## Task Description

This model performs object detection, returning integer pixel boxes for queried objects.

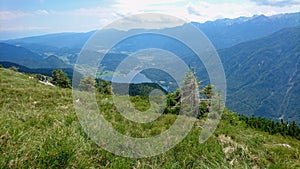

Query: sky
[0,0,300,39]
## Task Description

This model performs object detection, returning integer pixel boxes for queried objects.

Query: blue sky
[0,0,299,39]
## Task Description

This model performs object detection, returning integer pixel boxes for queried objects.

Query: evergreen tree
[79,76,96,92]
[96,80,112,95]
[164,89,181,115]
[201,84,214,99]
[237,113,300,140]
[51,69,71,88]
[180,69,199,117]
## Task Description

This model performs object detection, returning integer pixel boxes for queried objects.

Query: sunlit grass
[0,68,299,168]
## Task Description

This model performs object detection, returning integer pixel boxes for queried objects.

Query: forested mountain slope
[219,27,300,123]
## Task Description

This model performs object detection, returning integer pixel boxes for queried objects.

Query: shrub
[9,66,19,72]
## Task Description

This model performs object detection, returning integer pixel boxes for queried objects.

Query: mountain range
[0,12,299,124]
[193,12,300,49]
[0,43,70,69]
[219,27,300,123]
[4,12,300,52]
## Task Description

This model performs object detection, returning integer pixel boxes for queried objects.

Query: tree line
[237,114,300,140]
[33,69,300,139]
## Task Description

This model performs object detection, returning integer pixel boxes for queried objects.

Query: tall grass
[0,68,299,168]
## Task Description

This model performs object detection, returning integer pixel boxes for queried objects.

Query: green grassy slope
[0,68,299,168]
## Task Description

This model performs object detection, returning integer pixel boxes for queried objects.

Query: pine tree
[201,84,214,100]
[79,76,96,92]
[96,80,112,95]
[180,69,199,117]
[51,69,71,88]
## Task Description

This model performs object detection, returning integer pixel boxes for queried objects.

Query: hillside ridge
[0,68,299,168]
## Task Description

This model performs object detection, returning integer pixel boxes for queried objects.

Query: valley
[1,8,300,168]
[1,12,299,124]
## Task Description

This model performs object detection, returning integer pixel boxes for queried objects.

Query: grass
[0,68,300,168]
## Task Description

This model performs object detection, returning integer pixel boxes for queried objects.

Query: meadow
[0,68,299,168]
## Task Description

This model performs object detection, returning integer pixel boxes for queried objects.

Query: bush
[96,80,112,95]
[35,74,52,82]
[9,66,19,72]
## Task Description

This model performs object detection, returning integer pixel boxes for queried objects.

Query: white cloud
[112,0,188,17]
[106,0,300,24]
[182,1,300,22]
[0,11,31,20]
[187,3,202,16]
[106,13,185,30]
[0,26,50,31]
[68,7,115,17]
[35,10,50,15]
[113,0,186,10]
[52,0,300,30]
[184,2,254,22]
[1,0,300,35]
